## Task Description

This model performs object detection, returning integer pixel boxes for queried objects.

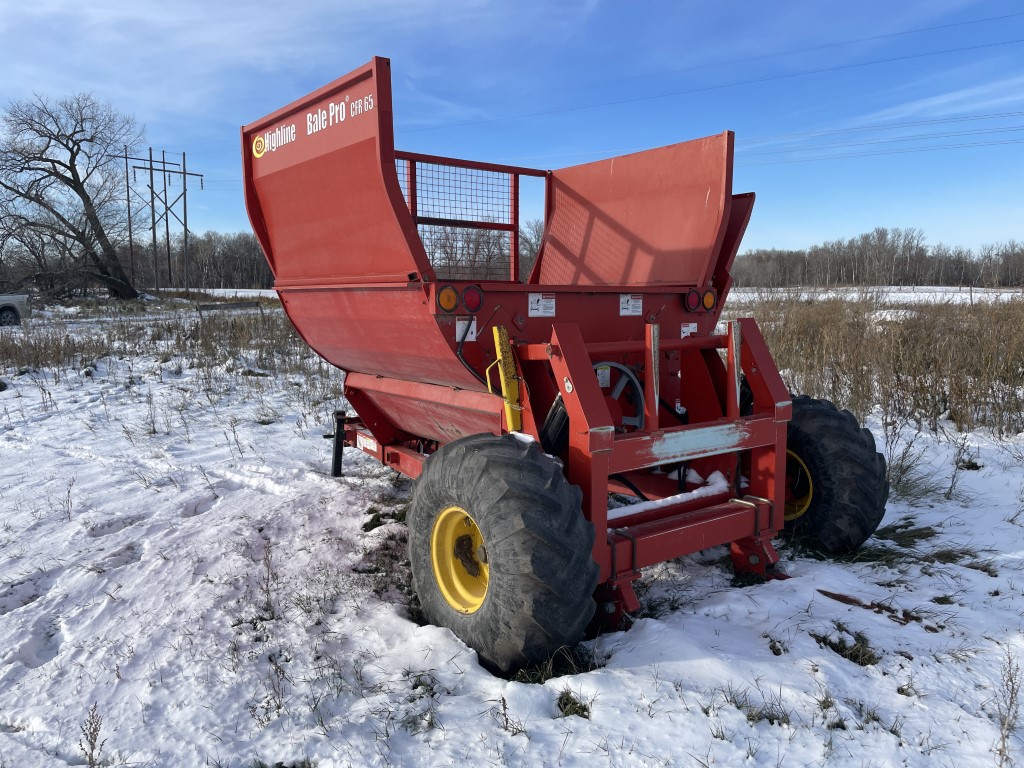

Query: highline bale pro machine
[242,57,889,673]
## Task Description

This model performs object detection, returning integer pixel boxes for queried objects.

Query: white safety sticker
[681,322,698,338]
[455,316,478,342]
[528,292,556,317]
[619,293,643,316]
[595,365,611,388]
[356,433,378,453]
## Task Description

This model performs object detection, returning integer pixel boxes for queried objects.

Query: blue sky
[2,0,1021,251]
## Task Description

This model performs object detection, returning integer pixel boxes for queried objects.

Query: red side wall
[535,133,734,287]
[242,58,487,392]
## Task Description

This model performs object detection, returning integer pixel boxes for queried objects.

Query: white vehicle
[0,294,30,326]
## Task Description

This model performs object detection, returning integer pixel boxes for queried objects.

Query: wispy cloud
[855,73,1024,124]
[395,80,491,129]
[0,0,602,124]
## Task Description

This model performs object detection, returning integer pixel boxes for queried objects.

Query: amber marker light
[437,285,460,312]
[702,290,717,311]
[462,285,485,313]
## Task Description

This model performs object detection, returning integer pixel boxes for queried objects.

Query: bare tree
[0,93,142,298]
[175,231,272,289]
[519,218,545,280]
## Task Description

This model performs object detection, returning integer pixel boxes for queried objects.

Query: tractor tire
[408,432,598,673]
[783,395,888,554]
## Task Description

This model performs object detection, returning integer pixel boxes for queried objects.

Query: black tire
[408,433,598,673]
[0,308,18,327]
[784,395,889,554]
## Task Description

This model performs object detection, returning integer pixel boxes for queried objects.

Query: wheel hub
[431,506,489,613]
[784,449,814,521]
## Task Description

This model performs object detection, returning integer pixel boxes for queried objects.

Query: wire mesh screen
[417,224,512,281]
[396,158,514,281]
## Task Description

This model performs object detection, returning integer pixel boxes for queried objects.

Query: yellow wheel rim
[784,450,814,522]
[431,506,489,614]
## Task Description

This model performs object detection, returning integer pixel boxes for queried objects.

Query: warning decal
[619,293,643,316]
[528,293,556,317]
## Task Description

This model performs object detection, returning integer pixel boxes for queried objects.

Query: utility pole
[123,147,135,283]
[182,152,190,295]
[148,147,158,290]
[124,149,203,292]
[162,149,172,286]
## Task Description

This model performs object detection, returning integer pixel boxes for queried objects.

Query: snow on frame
[0,301,1022,768]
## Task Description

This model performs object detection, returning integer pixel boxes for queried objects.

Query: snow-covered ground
[1,302,1022,767]
[730,286,1022,305]
[194,288,277,300]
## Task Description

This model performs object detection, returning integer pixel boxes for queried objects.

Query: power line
[743,110,1024,144]
[464,11,1024,112]
[738,137,1024,166]
[668,11,1024,73]
[401,37,1024,134]
[499,110,1024,164]
[740,124,1024,156]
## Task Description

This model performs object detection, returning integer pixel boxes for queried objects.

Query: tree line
[0,91,1019,297]
[0,229,275,297]
[732,227,1024,288]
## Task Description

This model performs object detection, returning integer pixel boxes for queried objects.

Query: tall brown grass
[0,296,345,426]
[730,292,1024,437]
[4,292,1022,438]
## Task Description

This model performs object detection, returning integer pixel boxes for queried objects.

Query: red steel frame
[243,57,792,623]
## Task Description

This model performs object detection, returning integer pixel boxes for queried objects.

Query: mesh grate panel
[417,224,511,281]
[397,159,512,224]
[397,158,514,280]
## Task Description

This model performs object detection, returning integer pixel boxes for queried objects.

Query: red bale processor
[242,57,888,673]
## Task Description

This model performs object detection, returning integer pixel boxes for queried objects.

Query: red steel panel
[281,285,484,389]
[608,416,779,474]
[537,133,734,287]
[611,500,765,570]
[242,57,429,284]
[713,192,755,304]
[345,372,506,444]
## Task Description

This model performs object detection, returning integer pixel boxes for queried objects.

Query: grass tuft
[511,644,601,684]
[556,686,592,719]
[811,624,881,667]
[874,521,940,547]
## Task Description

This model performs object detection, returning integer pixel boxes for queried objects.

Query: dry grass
[511,644,601,684]
[730,293,1024,436]
[873,521,940,547]
[810,624,881,667]
[994,650,1021,768]
[0,295,346,427]
[9,291,1022,437]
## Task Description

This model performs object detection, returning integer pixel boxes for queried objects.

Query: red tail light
[462,285,484,313]
[684,289,702,312]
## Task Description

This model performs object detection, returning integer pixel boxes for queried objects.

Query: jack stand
[729,537,780,579]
